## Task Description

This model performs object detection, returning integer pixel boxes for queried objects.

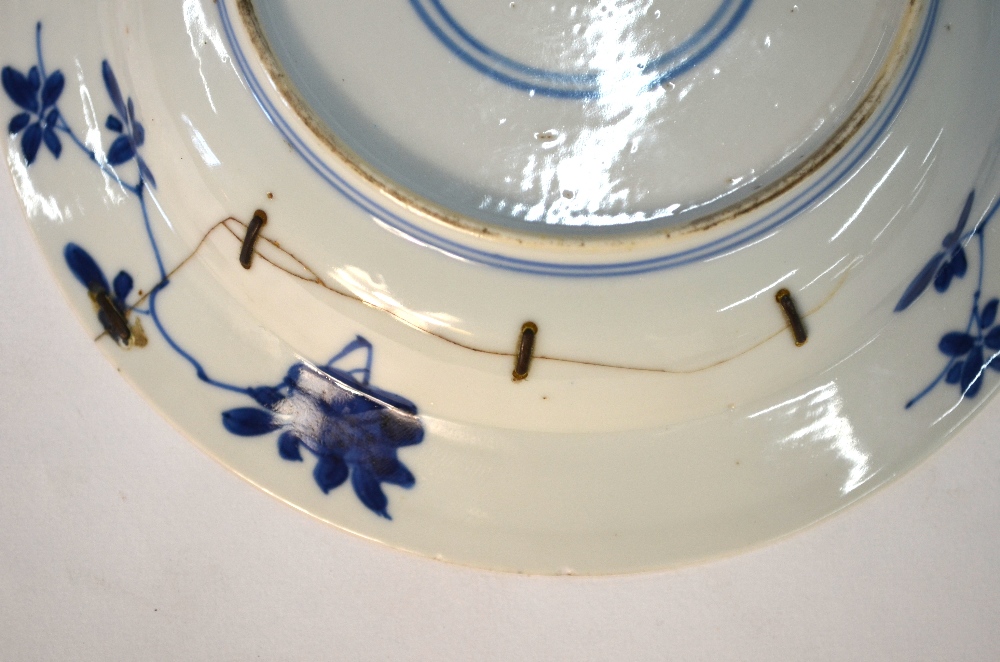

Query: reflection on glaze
[495,86,667,227]
[830,148,908,242]
[751,381,871,495]
[2,22,425,520]
[447,0,915,229]
[465,0,752,227]
[332,265,467,336]
[182,0,232,113]
[182,113,222,167]
[6,145,66,221]
[718,270,796,312]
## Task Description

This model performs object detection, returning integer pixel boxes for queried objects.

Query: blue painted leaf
[101,60,127,119]
[939,332,974,356]
[985,326,1000,350]
[8,112,30,134]
[247,385,283,408]
[943,190,975,247]
[20,121,42,164]
[64,243,109,292]
[132,121,145,147]
[137,156,156,188]
[895,252,945,312]
[961,346,985,398]
[277,431,304,462]
[105,114,123,132]
[40,70,64,107]
[222,407,280,436]
[2,66,39,112]
[982,299,999,329]
[946,360,964,384]
[112,270,133,303]
[351,468,389,518]
[127,97,135,123]
[44,108,59,127]
[950,245,968,279]
[106,134,134,165]
[376,410,425,448]
[933,260,953,293]
[314,455,349,493]
[373,457,415,488]
[42,126,61,158]
[27,66,39,92]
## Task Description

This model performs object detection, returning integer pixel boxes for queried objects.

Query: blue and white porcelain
[3,0,1000,574]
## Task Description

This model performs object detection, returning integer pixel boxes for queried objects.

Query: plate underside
[3,0,1000,573]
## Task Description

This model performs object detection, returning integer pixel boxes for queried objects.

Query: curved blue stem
[27,21,253,397]
[54,120,142,196]
[147,286,251,396]
[135,184,166,281]
[136,185,249,394]
[906,359,955,409]
[34,23,46,80]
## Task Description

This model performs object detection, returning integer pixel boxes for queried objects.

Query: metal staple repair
[94,289,131,345]
[239,209,268,269]
[775,288,808,346]
[513,322,538,381]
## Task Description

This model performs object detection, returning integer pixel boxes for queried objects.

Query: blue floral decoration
[6,22,425,520]
[222,337,424,519]
[62,242,148,347]
[2,39,64,164]
[898,190,1000,407]
[101,61,156,187]
[936,301,1000,399]
[895,191,975,312]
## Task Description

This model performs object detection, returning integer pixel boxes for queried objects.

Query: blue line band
[409,0,752,98]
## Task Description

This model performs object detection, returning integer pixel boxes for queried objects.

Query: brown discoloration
[235,0,925,250]
[512,322,538,381]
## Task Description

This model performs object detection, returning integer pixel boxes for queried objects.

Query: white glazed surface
[6,165,1000,659]
[3,0,1000,574]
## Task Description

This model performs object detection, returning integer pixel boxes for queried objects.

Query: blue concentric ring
[218,0,938,278]
[409,0,753,99]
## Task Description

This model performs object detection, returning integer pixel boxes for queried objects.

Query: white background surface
[2,167,1000,661]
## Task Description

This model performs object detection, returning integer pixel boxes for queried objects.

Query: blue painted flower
[101,61,155,187]
[896,191,975,312]
[901,189,1000,408]
[2,62,64,164]
[64,242,143,347]
[222,337,424,519]
[937,298,1000,399]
